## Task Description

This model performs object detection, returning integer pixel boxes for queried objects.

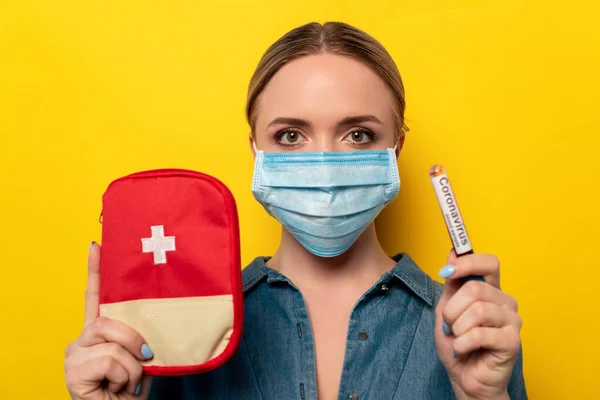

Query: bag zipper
[99,168,226,223]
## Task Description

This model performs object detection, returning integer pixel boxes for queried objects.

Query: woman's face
[252,53,400,153]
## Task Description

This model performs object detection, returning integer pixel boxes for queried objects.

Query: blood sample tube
[429,164,484,283]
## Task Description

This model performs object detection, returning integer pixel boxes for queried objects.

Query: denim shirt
[150,253,527,399]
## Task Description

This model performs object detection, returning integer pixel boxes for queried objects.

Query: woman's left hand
[434,250,522,400]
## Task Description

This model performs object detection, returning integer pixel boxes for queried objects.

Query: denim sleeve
[507,346,528,399]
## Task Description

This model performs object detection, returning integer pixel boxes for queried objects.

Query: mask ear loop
[251,134,264,156]
[251,135,262,153]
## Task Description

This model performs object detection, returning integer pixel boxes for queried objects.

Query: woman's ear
[249,134,256,158]
[395,134,406,158]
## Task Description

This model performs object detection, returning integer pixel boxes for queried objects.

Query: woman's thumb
[84,241,101,326]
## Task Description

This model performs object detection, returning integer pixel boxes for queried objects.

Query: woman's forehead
[255,53,395,128]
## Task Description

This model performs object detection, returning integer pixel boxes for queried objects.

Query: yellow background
[1,0,598,398]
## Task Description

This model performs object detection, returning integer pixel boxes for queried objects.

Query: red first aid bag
[98,169,243,376]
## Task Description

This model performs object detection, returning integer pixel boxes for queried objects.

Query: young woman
[65,22,526,400]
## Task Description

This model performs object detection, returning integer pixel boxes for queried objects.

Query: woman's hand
[64,242,153,399]
[434,250,523,400]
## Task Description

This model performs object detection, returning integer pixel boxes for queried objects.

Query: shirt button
[357,330,368,341]
[349,393,359,400]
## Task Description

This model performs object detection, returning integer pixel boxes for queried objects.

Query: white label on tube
[431,172,473,255]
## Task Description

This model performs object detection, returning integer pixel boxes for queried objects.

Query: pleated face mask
[251,146,400,257]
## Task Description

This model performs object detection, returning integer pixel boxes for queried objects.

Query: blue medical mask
[251,144,401,257]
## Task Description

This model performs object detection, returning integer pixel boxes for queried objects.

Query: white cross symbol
[141,225,176,265]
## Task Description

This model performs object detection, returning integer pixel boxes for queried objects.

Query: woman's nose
[308,135,333,152]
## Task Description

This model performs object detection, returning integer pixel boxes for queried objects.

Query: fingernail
[141,343,153,359]
[89,241,95,253]
[442,321,452,335]
[453,351,459,359]
[135,382,142,395]
[439,264,456,278]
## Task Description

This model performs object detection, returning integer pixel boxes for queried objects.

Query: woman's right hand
[64,242,153,399]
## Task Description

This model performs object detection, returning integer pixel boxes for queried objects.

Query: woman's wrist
[454,393,510,400]
[487,393,510,400]
[455,393,510,400]
[451,381,510,400]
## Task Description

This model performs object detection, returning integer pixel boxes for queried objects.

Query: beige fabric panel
[100,295,234,367]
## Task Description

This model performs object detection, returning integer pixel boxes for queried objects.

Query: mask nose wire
[253,138,396,152]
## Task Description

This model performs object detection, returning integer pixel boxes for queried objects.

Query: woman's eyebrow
[338,115,383,127]
[267,115,383,128]
[268,117,312,128]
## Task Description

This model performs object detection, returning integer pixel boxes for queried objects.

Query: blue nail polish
[439,264,456,278]
[453,351,459,359]
[442,321,452,335]
[141,344,153,359]
[135,382,142,395]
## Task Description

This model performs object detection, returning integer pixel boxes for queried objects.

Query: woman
[64,21,526,399]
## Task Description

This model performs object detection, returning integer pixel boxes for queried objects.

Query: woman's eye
[276,130,306,145]
[345,129,375,144]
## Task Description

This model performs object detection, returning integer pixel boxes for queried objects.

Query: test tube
[429,164,484,282]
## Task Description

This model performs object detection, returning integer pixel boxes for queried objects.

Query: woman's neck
[266,224,396,291]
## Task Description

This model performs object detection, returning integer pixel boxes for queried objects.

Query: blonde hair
[246,21,409,142]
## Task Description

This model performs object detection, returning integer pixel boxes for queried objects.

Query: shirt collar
[388,253,434,306]
[242,253,434,306]
[241,256,271,293]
